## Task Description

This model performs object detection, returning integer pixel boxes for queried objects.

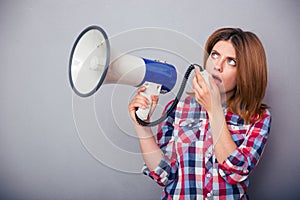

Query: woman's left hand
[192,68,222,116]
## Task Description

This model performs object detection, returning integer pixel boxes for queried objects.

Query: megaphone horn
[69,25,177,97]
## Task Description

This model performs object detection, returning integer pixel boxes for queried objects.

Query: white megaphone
[69,25,204,126]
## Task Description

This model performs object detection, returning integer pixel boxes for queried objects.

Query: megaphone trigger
[135,82,162,120]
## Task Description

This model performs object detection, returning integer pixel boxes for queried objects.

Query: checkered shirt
[143,95,272,200]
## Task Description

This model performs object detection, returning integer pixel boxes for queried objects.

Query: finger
[192,75,209,104]
[150,95,159,111]
[134,96,150,108]
[129,95,149,111]
[148,95,159,118]
[135,94,149,103]
[192,75,202,92]
[128,103,147,115]
[151,95,159,104]
[194,68,203,83]
[192,78,202,100]
[137,86,147,94]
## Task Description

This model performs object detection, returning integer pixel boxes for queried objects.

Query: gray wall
[0,0,299,199]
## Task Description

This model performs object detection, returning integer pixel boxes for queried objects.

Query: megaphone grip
[135,64,203,127]
[136,82,162,120]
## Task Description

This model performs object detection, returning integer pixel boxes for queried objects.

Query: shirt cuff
[218,148,250,184]
[142,154,177,186]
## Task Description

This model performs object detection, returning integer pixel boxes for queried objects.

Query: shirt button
[206,173,211,178]
[206,152,212,158]
[207,192,212,197]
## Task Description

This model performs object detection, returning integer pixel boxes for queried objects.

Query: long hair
[204,28,269,123]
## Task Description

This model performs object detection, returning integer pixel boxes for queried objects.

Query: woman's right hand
[128,87,163,171]
[128,87,159,125]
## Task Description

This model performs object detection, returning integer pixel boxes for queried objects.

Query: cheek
[225,72,237,90]
[205,58,214,71]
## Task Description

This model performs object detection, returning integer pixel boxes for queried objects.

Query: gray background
[1,0,299,199]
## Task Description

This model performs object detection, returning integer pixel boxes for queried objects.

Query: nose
[213,59,224,72]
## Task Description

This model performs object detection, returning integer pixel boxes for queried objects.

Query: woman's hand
[128,86,159,125]
[128,87,163,170]
[192,69,222,116]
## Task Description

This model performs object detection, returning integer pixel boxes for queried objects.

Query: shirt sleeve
[218,109,272,184]
[142,100,178,186]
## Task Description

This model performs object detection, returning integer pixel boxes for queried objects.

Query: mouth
[212,74,222,83]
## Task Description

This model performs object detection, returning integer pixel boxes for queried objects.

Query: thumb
[148,95,159,118]
[151,95,159,105]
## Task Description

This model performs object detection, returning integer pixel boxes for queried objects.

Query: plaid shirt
[143,95,272,200]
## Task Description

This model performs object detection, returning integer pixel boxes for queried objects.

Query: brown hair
[204,28,269,123]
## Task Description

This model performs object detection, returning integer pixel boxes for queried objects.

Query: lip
[212,74,222,83]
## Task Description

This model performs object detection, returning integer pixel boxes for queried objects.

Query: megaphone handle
[136,81,162,120]
[135,64,203,127]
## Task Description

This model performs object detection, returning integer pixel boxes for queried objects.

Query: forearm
[135,125,163,171]
[209,107,237,163]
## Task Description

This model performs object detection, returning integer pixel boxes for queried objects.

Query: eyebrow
[228,56,236,61]
[211,49,236,60]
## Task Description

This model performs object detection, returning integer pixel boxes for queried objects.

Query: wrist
[208,105,223,119]
[134,124,153,139]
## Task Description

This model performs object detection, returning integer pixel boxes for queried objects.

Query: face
[205,40,237,97]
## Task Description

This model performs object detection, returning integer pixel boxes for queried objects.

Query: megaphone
[69,25,203,126]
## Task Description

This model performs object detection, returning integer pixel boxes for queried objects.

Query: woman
[128,28,272,200]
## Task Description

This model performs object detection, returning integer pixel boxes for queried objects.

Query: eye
[210,51,218,59]
[227,58,236,66]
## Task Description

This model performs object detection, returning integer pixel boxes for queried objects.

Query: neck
[221,89,235,104]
